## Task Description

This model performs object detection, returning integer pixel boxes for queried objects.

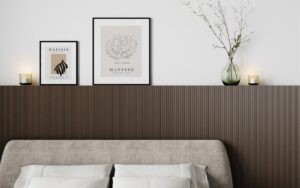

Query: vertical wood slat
[138,86,161,139]
[95,86,113,139]
[0,87,3,154]
[112,86,140,139]
[39,87,49,138]
[160,87,192,139]
[0,86,299,188]
[297,87,300,188]
[208,87,258,188]
[190,87,209,139]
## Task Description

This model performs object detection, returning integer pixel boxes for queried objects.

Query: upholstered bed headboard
[0,140,233,188]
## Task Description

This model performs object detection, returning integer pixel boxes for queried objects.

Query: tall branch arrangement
[183,0,253,63]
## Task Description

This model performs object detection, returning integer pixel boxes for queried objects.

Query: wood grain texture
[0,86,299,188]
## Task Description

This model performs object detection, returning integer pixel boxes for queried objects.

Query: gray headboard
[0,140,233,188]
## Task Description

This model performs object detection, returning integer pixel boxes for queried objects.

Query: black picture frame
[92,17,151,85]
[39,41,79,86]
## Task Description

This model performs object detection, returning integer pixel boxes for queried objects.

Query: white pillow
[14,165,112,188]
[113,177,190,188]
[42,165,112,178]
[14,166,44,188]
[28,177,109,188]
[114,164,209,188]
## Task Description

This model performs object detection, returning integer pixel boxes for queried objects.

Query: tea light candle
[19,73,32,85]
[248,75,259,85]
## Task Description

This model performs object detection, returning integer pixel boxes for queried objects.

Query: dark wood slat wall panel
[288,87,297,188]
[0,87,3,154]
[31,87,40,138]
[113,87,141,139]
[10,88,19,138]
[139,87,161,139]
[87,87,95,139]
[190,87,209,139]
[297,87,300,188]
[50,87,65,138]
[160,87,192,139]
[0,86,299,188]
[208,87,258,188]
[64,87,74,138]
[95,87,113,139]
[289,87,297,188]
[256,87,299,188]
[39,87,51,138]
[3,88,11,141]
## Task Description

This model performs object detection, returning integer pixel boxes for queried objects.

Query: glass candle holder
[248,75,259,85]
[19,73,32,85]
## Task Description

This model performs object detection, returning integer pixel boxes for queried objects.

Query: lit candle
[248,75,259,85]
[19,73,32,85]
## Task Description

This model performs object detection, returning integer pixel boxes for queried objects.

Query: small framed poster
[93,17,151,85]
[40,41,78,85]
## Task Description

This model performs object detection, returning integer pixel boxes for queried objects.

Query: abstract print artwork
[52,54,67,76]
[40,41,78,85]
[93,18,151,85]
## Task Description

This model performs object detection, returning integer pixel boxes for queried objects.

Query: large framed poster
[40,41,78,85]
[93,18,151,85]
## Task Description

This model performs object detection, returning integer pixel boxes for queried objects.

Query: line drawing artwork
[105,35,138,63]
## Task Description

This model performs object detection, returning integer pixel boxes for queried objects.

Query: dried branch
[217,0,232,50]
[183,0,230,53]
[183,0,254,61]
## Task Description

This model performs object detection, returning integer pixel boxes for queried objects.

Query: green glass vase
[221,59,241,86]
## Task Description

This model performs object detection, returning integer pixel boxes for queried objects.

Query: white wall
[0,0,299,85]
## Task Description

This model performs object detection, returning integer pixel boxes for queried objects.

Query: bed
[0,140,233,188]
